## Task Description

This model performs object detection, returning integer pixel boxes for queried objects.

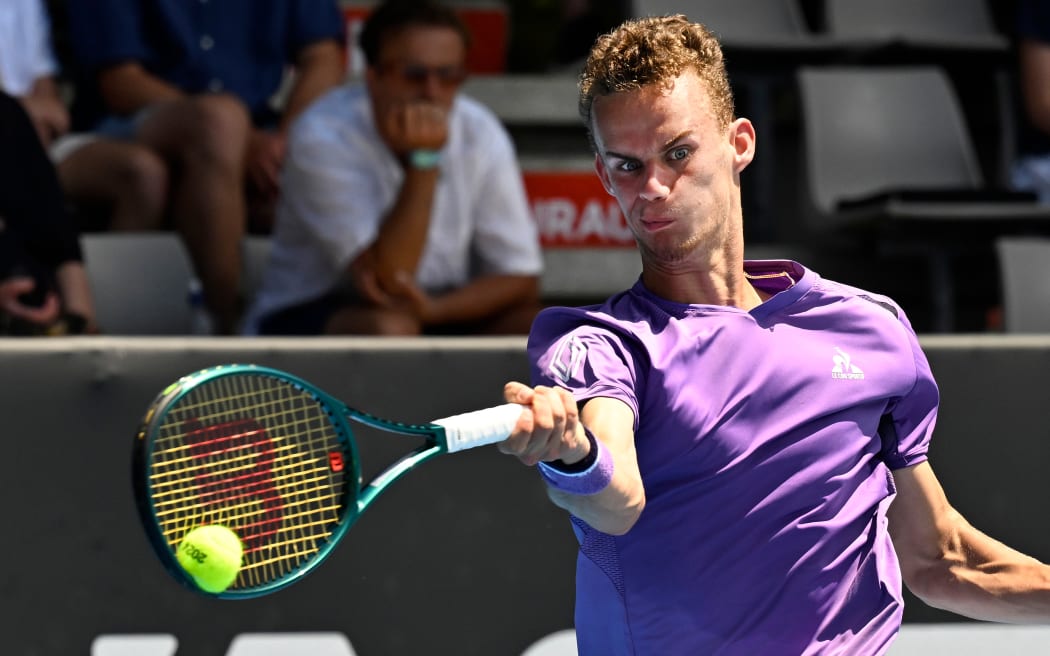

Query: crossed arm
[889,462,1050,622]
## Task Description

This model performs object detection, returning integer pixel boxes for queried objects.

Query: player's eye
[668,146,690,162]
[616,159,642,173]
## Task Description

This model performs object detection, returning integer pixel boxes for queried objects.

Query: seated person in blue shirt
[62,0,346,334]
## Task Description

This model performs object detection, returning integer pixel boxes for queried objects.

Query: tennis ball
[176,525,243,593]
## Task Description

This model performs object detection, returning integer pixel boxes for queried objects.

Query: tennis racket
[132,363,522,598]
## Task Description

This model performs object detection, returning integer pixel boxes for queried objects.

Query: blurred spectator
[0,0,164,232]
[1012,0,1050,202]
[0,90,96,335]
[62,0,346,333]
[243,0,543,336]
[0,0,68,146]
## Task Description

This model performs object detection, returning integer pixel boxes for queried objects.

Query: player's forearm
[424,274,539,326]
[914,561,1050,623]
[541,405,645,536]
[907,521,1050,622]
[98,63,184,115]
[546,454,645,536]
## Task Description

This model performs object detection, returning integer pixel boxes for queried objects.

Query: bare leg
[136,95,251,334]
[56,139,168,231]
[324,306,423,335]
[474,299,543,335]
[324,299,541,336]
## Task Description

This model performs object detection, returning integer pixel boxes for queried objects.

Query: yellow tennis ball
[176,525,243,593]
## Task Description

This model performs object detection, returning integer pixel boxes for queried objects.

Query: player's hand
[246,129,287,201]
[377,100,449,155]
[500,381,590,467]
[0,277,61,325]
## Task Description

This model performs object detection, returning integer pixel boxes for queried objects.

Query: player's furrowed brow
[603,130,693,161]
[661,130,692,152]
[602,147,634,162]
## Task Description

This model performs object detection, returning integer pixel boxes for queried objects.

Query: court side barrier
[89,625,1050,656]
[91,630,579,655]
[2,335,1050,655]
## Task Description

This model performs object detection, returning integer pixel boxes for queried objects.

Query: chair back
[996,236,1050,333]
[81,233,196,335]
[797,66,984,222]
[630,0,811,45]
[824,0,1003,44]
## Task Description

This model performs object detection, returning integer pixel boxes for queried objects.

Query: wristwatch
[407,149,442,170]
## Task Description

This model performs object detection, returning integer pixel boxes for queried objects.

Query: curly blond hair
[578,14,734,146]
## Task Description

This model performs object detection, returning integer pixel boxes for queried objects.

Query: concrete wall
[2,335,1049,655]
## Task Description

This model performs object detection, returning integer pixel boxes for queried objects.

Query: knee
[118,146,168,208]
[372,310,423,336]
[325,307,423,335]
[183,95,252,165]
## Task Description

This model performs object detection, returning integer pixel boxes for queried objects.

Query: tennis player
[498,14,1050,655]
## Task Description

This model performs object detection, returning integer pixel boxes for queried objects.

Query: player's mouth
[639,216,675,232]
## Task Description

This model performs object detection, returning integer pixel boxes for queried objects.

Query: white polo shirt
[243,82,543,334]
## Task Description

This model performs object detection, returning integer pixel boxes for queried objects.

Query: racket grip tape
[434,403,523,453]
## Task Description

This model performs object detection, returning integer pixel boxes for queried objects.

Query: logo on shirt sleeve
[831,347,865,380]
[548,335,587,384]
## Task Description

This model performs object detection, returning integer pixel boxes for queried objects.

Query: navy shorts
[256,293,341,335]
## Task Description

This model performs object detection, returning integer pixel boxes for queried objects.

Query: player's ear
[594,153,616,196]
[729,117,755,173]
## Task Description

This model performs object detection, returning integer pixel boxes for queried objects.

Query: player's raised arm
[500,382,645,535]
[888,461,1050,622]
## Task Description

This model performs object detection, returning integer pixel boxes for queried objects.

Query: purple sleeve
[880,308,939,469]
[526,306,642,429]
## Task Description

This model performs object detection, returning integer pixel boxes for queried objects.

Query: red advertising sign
[522,171,634,248]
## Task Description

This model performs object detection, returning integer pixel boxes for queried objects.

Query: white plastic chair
[241,234,273,309]
[631,0,813,48]
[996,236,1050,333]
[824,0,1008,51]
[81,233,196,335]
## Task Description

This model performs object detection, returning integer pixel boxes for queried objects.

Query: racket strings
[148,374,351,591]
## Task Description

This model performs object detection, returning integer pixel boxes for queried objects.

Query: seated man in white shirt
[245,0,544,336]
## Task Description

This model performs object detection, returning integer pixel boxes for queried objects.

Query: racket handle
[434,403,523,453]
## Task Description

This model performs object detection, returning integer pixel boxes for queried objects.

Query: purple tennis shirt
[527,260,938,655]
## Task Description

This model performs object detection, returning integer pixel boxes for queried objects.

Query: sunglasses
[380,63,468,88]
